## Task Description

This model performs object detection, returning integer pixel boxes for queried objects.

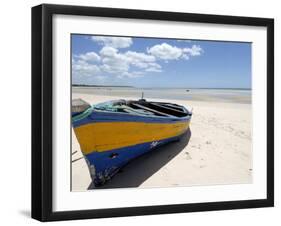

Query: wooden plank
[72,98,90,113]
[131,103,173,117]
[150,102,185,114]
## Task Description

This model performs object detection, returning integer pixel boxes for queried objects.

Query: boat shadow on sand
[88,128,191,189]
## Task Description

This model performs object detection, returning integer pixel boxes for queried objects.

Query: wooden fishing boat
[72,98,192,187]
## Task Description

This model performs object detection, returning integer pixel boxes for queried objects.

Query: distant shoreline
[72,85,251,90]
[72,84,134,88]
[72,86,251,104]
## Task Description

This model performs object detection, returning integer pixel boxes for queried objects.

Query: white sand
[71,94,252,190]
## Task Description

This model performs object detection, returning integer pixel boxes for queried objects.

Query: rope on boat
[72,106,94,122]
[72,101,154,123]
[72,102,120,123]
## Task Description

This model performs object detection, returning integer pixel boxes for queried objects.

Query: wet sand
[71,93,252,191]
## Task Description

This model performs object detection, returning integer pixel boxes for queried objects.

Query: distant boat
[72,98,192,186]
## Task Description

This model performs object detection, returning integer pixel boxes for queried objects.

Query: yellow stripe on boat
[74,121,190,154]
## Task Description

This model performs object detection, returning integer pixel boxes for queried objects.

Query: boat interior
[110,99,191,118]
[72,98,192,118]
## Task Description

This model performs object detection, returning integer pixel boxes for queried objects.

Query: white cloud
[120,71,144,78]
[72,59,101,77]
[183,45,203,56]
[182,54,190,60]
[145,63,162,72]
[91,36,133,48]
[99,46,118,57]
[124,51,161,71]
[125,51,155,62]
[147,43,203,61]
[73,40,203,83]
[76,51,100,62]
[99,47,130,74]
[99,47,162,76]
[147,43,182,60]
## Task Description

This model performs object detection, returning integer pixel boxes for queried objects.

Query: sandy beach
[71,92,252,191]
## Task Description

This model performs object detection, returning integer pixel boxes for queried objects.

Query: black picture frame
[32,3,274,222]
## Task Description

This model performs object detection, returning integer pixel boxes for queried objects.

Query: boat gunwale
[72,109,192,129]
[92,100,192,119]
[91,108,192,120]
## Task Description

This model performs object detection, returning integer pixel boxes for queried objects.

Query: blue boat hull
[85,134,183,186]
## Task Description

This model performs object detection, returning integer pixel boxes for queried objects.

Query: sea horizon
[72,86,251,104]
[72,84,251,90]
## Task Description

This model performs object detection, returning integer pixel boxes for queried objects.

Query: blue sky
[72,34,251,88]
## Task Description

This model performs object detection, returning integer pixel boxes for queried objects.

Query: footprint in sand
[191,144,201,149]
[185,152,192,160]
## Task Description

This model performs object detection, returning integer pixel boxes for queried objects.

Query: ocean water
[72,87,251,104]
